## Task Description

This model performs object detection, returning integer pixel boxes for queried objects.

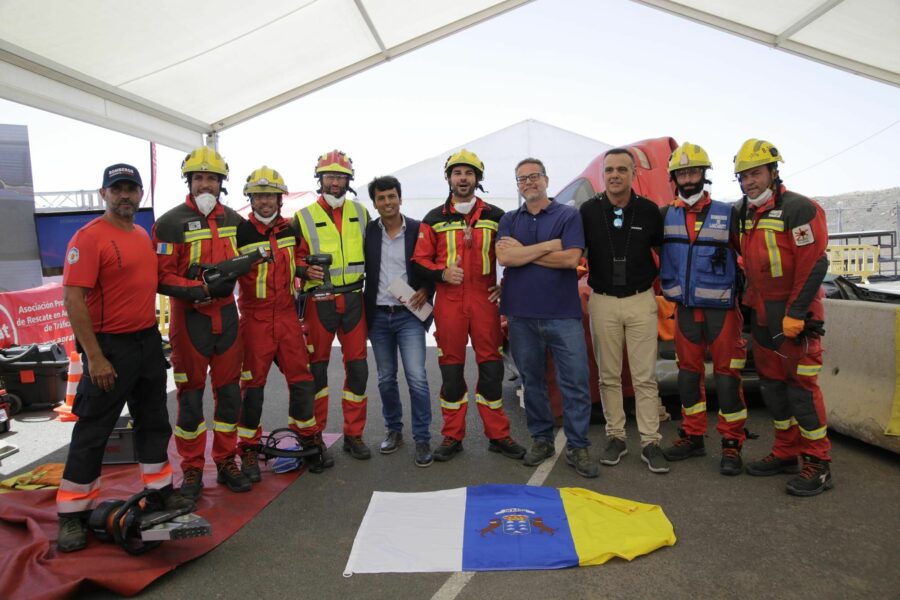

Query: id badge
[612,257,627,287]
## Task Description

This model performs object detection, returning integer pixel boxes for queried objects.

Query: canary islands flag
[343,484,675,575]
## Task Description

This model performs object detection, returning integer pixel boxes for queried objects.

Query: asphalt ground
[4,347,900,600]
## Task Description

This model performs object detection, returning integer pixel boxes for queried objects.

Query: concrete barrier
[819,299,900,454]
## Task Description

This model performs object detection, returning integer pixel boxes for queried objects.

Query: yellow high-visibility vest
[296,199,368,291]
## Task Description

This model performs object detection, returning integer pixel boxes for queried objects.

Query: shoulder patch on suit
[792,224,815,246]
[67,247,79,264]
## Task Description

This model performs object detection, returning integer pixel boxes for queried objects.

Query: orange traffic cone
[54,351,80,422]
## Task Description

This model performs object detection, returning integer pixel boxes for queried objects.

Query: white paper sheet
[387,277,433,321]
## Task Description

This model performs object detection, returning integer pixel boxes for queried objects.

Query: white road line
[429,428,566,600]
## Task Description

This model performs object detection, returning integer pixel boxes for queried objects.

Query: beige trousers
[587,289,661,446]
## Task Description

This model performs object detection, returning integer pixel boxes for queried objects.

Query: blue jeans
[369,308,432,443]
[508,316,591,448]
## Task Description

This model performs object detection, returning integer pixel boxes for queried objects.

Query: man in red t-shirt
[56,164,193,553]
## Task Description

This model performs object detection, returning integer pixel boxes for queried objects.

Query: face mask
[454,199,476,215]
[323,193,345,209]
[747,187,773,207]
[678,190,704,207]
[254,211,277,225]
[194,192,218,216]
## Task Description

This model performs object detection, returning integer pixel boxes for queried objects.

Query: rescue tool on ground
[254,428,330,474]
[87,488,211,555]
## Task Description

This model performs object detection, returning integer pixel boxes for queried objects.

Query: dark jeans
[369,308,432,442]
[508,316,591,448]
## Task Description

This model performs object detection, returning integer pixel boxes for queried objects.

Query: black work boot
[719,438,743,476]
[433,437,464,462]
[745,453,801,476]
[786,455,834,497]
[488,436,526,460]
[216,456,252,492]
[240,445,262,483]
[662,428,706,461]
[57,515,88,553]
[302,434,335,474]
[343,435,372,460]
[179,467,204,500]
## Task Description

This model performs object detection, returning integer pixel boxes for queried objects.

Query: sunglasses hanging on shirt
[613,207,624,229]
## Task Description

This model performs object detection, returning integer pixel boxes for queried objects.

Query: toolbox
[0,343,68,414]
[103,415,139,464]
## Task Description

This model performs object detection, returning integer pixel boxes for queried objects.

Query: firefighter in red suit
[736,139,833,496]
[658,143,748,476]
[411,149,525,462]
[152,146,251,498]
[292,150,371,463]
[235,167,317,479]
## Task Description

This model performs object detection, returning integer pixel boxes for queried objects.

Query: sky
[2,0,899,215]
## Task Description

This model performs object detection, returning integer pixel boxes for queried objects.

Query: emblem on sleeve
[792,224,814,246]
[67,247,79,264]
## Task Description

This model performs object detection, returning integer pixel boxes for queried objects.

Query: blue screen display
[33,208,155,276]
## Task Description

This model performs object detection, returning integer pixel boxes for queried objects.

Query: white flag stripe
[344,487,466,575]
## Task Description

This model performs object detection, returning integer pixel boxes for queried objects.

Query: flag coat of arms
[344,484,676,575]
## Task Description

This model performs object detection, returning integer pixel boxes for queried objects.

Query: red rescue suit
[153,196,244,471]
[741,186,831,461]
[293,197,369,437]
[236,214,315,449]
[411,197,511,442]
[661,195,747,442]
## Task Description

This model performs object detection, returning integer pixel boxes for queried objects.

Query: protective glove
[782,316,805,339]
[203,268,238,298]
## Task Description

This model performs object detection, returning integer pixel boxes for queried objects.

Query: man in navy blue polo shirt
[496,158,598,478]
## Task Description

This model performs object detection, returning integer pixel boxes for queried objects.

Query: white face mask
[254,211,277,225]
[747,188,773,208]
[454,199,476,215]
[194,192,218,216]
[678,190,704,207]
[323,193,345,209]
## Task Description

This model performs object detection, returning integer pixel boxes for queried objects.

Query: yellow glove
[782,316,805,338]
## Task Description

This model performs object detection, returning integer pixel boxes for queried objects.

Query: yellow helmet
[444,149,485,178]
[181,146,229,178]
[668,142,712,173]
[244,166,288,196]
[315,150,354,178]
[734,139,783,174]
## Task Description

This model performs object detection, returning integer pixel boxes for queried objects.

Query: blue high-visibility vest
[660,200,736,308]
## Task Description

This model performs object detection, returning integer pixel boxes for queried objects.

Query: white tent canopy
[634,0,900,88]
[1,0,897,152]
[391,119,612,220]
[0,0,530,150]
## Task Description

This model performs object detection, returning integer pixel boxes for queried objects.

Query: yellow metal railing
[157,294,171,336]
[826,244,879,283]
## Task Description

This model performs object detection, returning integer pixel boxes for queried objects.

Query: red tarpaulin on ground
[0,434,338,599]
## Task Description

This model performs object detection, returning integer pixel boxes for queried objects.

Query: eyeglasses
[613,207,624,229]
[515,172,545,184]
[674,167,704,179]
[322,174,349,182]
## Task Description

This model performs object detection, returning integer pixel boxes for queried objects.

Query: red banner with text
[0,283,75,353]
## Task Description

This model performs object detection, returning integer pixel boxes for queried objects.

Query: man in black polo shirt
[580,148,668,474]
